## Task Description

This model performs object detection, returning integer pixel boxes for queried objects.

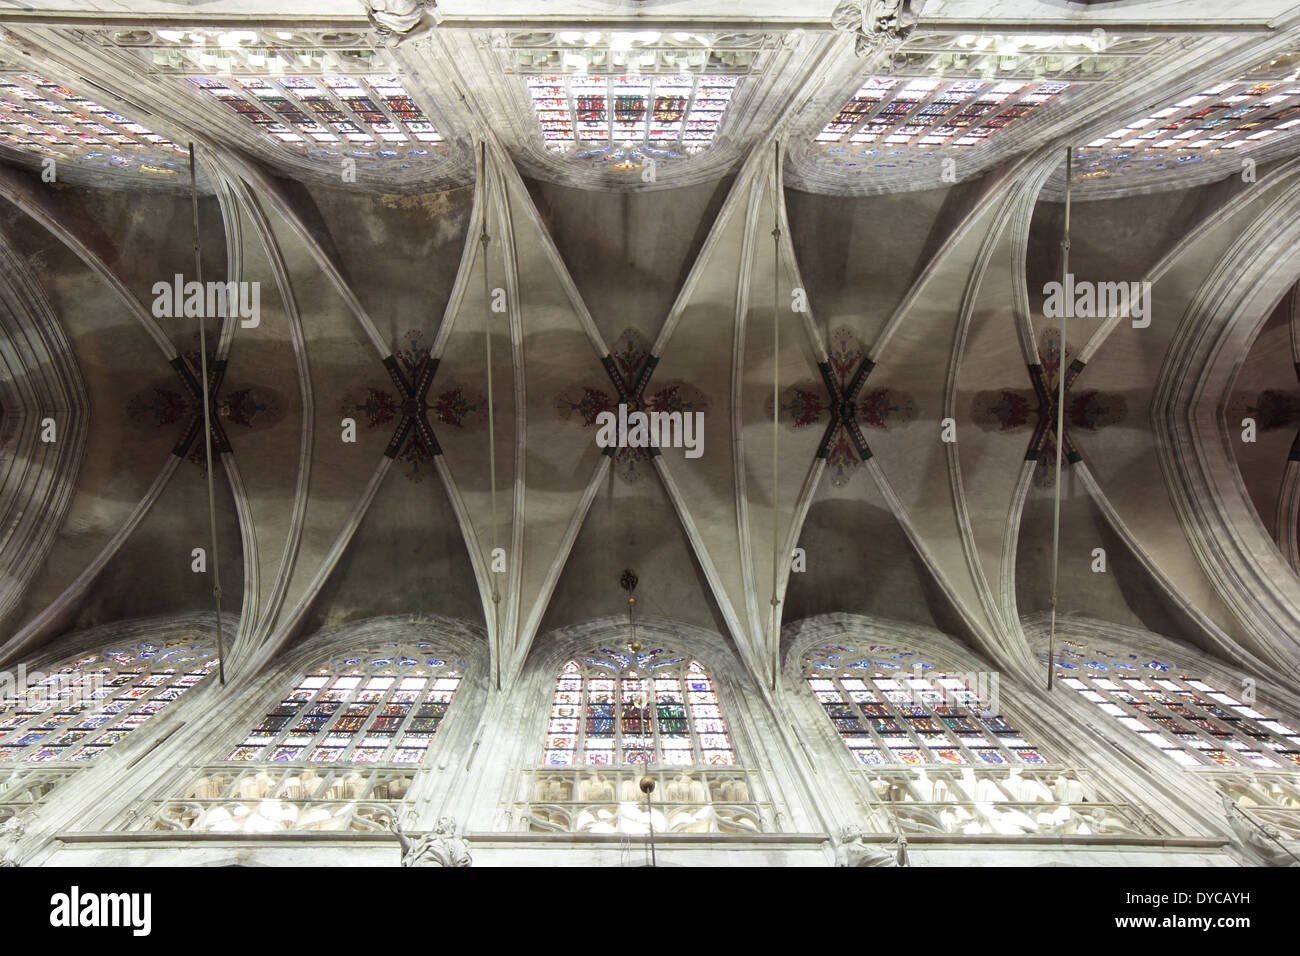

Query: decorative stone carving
[363,0,438,41]
[830,0,917,58]
[0,817,24,868]
[1220,792,1300,867]
[534,776,572,802]
[138,767,414,833]
[579,772,616,803]
[837,825,908,867]
[391,816,472,867]
[666,773,701,805]
[524,768,766,834]
[862,767,1154,837]
[1217,774,1300,837]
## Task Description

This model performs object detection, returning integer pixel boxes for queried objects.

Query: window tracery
[804,641,1046,767]
[801,638,1158,837]
[858,765,1154,837]
[522,647,761,834]
[0,72,188,174]
[225,642,463,766]
[1072,55,1300,183]
[542,652,735,767]
[816,77,1069,149]
[883,32,1164,81]
[1082,78,1300,156]
[1043,639,1300,770]
[525,73,739,157]
[0,636,218,765]
[128,641,467,833]
[107,28,384,76]
[187,74,442,162]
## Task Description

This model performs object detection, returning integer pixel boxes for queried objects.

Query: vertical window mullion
[334,678,365,761]
[835,675,886,762]
[615,674,624,764]
[648,677,660,764]
[576,671,587,763]
[300,680,331,757]
[663,671,687,763]
[364,680,400,762]
[603,77,612,143]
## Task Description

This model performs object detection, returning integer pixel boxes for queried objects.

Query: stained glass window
[1071,54,1300,183]
[543,650,736,767]
[0,72,188,175]
[525,74,739,155]
[225,643,462,766]
[804,642,1050,767]
[1044,640,1300,770]
[186,74,442,160]
[1082,80,1300,155]
[0,636,219,764]
[816,77,1068,148]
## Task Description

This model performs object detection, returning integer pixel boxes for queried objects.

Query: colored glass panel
[805,642,1050,767]
[817,77,1067,147]
[222,647,461,766]
[0,637,218,763]
[1048,641,1300,769]
[541,656,736,766]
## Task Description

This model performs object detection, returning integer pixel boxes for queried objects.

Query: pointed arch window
[524,73,740,155]
[816,77,1070,149]
[224,643,463,766]
[0,636,218,764]
[803,642,1051,767]
[1045,639,1300,770]
[186,75,443,156]
[0,72,189,173]
[543,651,735,767]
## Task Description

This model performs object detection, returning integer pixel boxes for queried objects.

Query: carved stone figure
[666,773,695,805]
[280,773,316,801]
[720,778,749,802]
[237,772,275,800]
[363,0,438,41]
[830,0,917,57]
[993,806,1039,835]
[390,815,472,867]
[1003,772,1053,804]
[837,824,908,867]
[620,777,645,803]
[579,772,615,803]
[535,776,570,802]
[188,775,226,800]
[0,817,25,868]
[328,773,366,801]
[1052,773,1087,804]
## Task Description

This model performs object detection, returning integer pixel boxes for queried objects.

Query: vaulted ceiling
[3,0,1300,697]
